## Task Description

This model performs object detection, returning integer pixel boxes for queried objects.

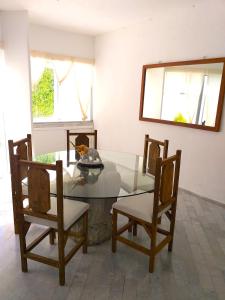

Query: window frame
[30,50,95,125]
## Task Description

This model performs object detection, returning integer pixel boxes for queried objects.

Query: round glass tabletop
[34,150,155,199]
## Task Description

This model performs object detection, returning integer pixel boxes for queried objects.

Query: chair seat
[112,193,154,223]
[25,197,89,230]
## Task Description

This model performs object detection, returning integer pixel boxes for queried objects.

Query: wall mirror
[139,58,225,131]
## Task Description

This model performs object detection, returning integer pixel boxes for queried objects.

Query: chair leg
[82,211,88,254]
[168,205,177,252]
[128,218,132,232]
[67,150,70,167]
[12,196,19,234]
[133,222,137,236]
[49,229,56,245]
[149,226,157,273]
[149,253,156,273]
[112,209,117,253]
[19,224,28,272]
[58,231,65,286]
[59,266,65,286]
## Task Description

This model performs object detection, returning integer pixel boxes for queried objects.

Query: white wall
[29,24,94,60]
[0,17,95,156]
[33,121,94,155]
[94,1,225,204]
[29,24,95,154]
[0,11,31,140]
[0,19,2,41]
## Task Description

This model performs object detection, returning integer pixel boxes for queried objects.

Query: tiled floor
[0,178,225,300]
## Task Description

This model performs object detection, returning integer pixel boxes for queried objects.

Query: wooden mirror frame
[139,57,225,131]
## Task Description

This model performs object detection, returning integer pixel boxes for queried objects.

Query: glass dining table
[33,150,155,244]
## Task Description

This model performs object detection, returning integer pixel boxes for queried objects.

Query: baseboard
[179,188,225,209]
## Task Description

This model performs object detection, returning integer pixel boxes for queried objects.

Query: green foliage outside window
[36,153,56,164]
[32,68,54,117]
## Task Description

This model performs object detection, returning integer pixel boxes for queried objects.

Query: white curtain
[53,59,73,85]
[30,57,47,86]
[74,63,93,121]
[0,48,8,175]
[31,53,94,121]
[54,61,93,121]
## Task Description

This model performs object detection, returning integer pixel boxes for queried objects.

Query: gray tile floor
[0,178,225,300]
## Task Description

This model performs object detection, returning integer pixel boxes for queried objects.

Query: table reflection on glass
[34,150,155,244]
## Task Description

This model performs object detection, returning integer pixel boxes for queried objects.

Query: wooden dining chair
[112,150,181,273]
[66,129,97,166]
[13,155,89,285]
[142,134,169,175]
[128,134,169,235]
[8,134,32,234]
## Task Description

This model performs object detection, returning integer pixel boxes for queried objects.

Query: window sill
[32,120,94,131]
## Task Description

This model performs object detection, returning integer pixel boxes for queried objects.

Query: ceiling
[0,0,200,36]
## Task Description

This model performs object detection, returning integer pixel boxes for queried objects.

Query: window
[31,54,94,123]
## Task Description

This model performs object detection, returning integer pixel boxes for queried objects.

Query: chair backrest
[14,155,64,230]
[8,134,32,193]
[142,134,168,175]
[152,150,181,223]
[66,130,97,164]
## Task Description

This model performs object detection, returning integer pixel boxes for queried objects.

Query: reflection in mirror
[140,58,225,131]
